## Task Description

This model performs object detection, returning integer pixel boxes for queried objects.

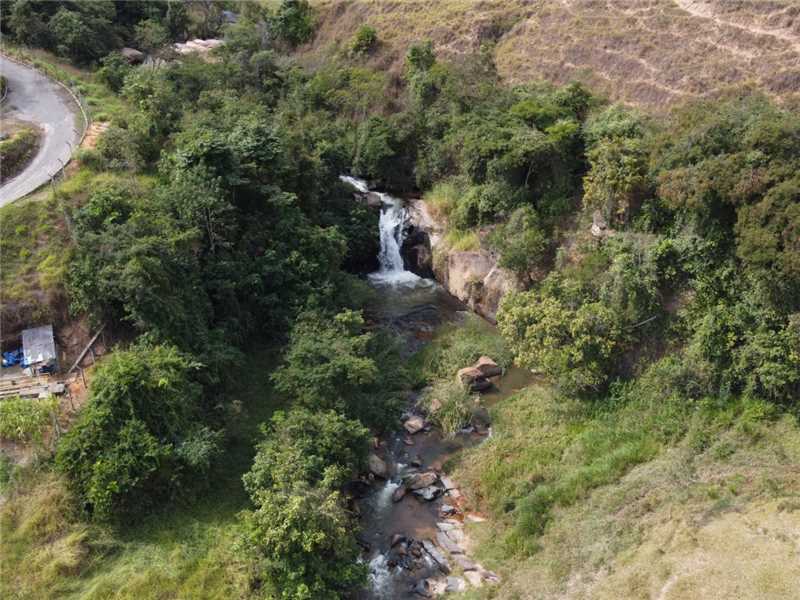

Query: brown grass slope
[305,0,800,110]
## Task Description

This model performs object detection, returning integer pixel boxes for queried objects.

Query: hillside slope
[306,0,800,109]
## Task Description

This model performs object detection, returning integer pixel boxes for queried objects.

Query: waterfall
[339,175,428,286]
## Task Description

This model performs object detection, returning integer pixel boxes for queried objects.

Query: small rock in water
[404,415,426,434]
[435,531,462,554]
[445,576,467,593]
[436,521,457,532]
[391,533,406,548]
[439,475,457,491]
[421,540,451,574]
[410,542,423,558]
[454,554,478,571]
[412,578,432,597]
[368,453,388,478]
[403,436,415,446]
[410,454,423,468]
[405,471,438,490]
[446,528,465,544]
[464,570,483,588]
[440,503,459,517]
[413,485,441,501]
[392,485,407,503]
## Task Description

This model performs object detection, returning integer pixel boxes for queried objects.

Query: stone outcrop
[403,199,521,322]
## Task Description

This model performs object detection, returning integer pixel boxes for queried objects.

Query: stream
[341,176,532,598]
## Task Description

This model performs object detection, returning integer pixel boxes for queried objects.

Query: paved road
[0,55,84,207]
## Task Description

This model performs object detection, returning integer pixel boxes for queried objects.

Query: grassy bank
[0,127,41,183]
[449,363,800,598]
[0,347,283,600]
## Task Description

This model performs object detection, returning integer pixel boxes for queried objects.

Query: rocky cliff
[402,200,520,323]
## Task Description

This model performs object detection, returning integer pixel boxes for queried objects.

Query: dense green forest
[0,1,798,599]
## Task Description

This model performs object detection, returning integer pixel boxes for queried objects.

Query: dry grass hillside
[305,0,800,109]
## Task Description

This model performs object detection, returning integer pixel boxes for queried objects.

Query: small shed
[22,324,57,374]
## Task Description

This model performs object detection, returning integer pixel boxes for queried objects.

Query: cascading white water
[340,175,429,286]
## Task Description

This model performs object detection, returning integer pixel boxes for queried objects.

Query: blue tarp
[2,349,23,368]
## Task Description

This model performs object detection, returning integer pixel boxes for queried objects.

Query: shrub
[272,310,405,428]
[238,484,366,599]
[243,408,369,496]
[350,25,377,55]
[55,341,220,521]
[498,292,622,395]
[488,205,548,279]
[96,52,133,93]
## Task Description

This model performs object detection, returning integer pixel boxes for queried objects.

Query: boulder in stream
[421,540,451,574]
[412,578,432,597]
[474,356,502,377]
[392,485,407,502]
[413,485,442,501]
[403,415,426,434]
[405,471,438,490]
[435,530,463,554]
[368,453,388,478]
[445,576,467,593]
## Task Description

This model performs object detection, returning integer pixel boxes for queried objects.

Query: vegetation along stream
[342,176,532,597]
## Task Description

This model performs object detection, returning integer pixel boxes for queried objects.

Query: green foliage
[238,484,366,599]
[48,2,119,64]
[238,408,369,598]
[406,40,436,72]
[95,125,142,171]
[96,51,133,93]
[499,291,622,395]
[423,380,473,437]
[488,205,548,278]
[0,396,59,442]
[243,408,369,496]
[350,25,377,56]
[409,314,511,386]
[272,310,404,428]
[583,137,650,224]
[272,0,315,47]
[55,341,219,521]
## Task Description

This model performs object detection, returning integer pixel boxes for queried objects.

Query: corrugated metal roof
[22,324,56,365]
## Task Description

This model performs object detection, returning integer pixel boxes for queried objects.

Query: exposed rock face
[403,199,521,322]
[368,453,388,478]
[474,356,502,377]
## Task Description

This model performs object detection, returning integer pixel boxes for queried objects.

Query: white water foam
[340,175,432,288]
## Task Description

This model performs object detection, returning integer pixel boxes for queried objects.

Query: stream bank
[341,176,533,598]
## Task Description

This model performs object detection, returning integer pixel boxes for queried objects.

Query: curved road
[0,55,84,207]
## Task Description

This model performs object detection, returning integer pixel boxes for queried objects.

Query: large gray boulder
[404,471,438,490]
[368,453,388,478]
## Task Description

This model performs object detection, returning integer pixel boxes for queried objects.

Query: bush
[238,484,366,599]
[243,408,369,496]
[55,341,220,521]
[350,25,377,55]
[272,310,405,428]
[488,205,548,279]
[239,408,369,598]
[96,52,133,93]
[498,292,622,395]
[272,0,315,47]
